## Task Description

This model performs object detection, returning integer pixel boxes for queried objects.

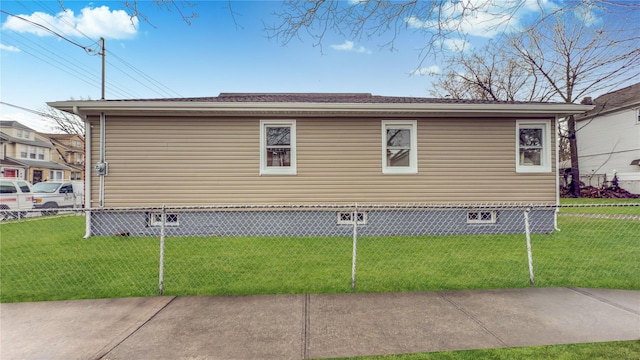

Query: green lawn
[339,340,640,360]
[1,211,638,302]
[559,198,640,215]
[1,213,638,359]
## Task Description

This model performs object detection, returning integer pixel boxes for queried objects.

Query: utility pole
[100,37,105,100]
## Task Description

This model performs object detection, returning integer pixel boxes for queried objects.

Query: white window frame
[50,170,63,181]
[382,120,418,174]
[516,120,552,173]
[466,210,497,224]
[337,211,368,225]
[260,120,297,175]
[149,213,180,227]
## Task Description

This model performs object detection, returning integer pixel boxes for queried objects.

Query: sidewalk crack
[568,288,640,316]
[438,292,509,347]
[95,296,178,360]
[301,294,311,359]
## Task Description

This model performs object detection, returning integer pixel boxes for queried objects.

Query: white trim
[260,120,297,175]
[516,120,552,173]
[337,211,367,225]
[49,100,594,118]
[149,212,180,227]
[466,210,497,224]
[382,120,418,174]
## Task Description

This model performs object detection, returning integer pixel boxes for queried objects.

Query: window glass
[519,128,543,166]
[0,183,17,194]
[260,120,296,175]
[382,120,417,174]
[17,182,31,193]
[516,120,551,173]
[265,127,291,167]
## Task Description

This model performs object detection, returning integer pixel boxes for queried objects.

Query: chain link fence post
[524,207,535,287]
[351,203,358,291]
[158,205,166,295]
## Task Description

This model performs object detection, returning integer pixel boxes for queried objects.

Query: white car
[33,181,84,215]
[0,179,34,219]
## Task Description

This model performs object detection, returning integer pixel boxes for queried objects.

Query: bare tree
[432,9,640,197]
[267,1,639,59]
[510,13,639,197]
[430,42,555,102]
[40,106,85,142]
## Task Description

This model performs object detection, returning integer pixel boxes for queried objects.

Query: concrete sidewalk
[1,288,638,359]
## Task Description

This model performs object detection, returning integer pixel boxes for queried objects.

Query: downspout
[74,106,92,238]
[99,112,106,208]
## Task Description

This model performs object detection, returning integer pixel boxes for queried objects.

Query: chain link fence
[1,203,638,302]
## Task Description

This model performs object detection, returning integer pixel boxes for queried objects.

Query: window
[16,129,30,139]
[19,145,40,159]
[260,120,296,175]
[71,172,82,180]
[17,181,31,193]
[149,213,179,227]
[337,211,367,225]
[516,120,551,173]
[467,210,497,224]
[382,120,418,174]
[636,108,640,124]
[50,170,63,181]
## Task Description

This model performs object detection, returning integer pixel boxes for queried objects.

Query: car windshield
[32,182,61,193]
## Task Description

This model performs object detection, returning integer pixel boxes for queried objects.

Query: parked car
[0,179,34,219]
[33,181,84,215]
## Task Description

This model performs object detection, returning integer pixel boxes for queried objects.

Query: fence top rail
[71,202,640,212]
[1,202,639,215]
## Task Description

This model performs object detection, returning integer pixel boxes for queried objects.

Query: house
[575,83,640,194]
[42,133,85,181]
[48,93,592,237]
[0,121,72,183]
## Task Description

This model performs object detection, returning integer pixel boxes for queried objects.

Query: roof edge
[48,100,594,118]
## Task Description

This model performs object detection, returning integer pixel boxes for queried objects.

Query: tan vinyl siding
[89,116,556,207]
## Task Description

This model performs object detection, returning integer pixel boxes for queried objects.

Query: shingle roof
[577,83,640,119]
[117,92,549,105]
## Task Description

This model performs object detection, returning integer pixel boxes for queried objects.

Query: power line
[2,4,184,100]
[0,9,93,52]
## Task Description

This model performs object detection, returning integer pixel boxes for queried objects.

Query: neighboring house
[49,93,592,236]
[0,121,72,183]
[42,133,85,181]
[575,83,640,194]
[0,133,28,179]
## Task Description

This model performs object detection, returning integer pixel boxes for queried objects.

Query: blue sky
[2,1,438,131]
[0,1,636,132]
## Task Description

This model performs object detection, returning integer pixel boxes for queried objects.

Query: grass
[1,210,638,302]
[559,198,640,215]
[1,213,638,359]
[338,340,640,359]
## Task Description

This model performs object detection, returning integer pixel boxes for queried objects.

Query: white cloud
[411,65,440,76]
[0,44,21,52]
[330,40,371,54]
[1,6,138,40]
